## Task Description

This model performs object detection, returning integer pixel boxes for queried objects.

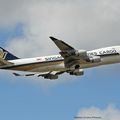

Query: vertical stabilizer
[0,47,19,60]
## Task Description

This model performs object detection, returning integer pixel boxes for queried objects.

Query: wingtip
[49,36,58,41]
[13,73,21,76]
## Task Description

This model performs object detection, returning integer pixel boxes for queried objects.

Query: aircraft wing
[13,71,64,80]
[50,37,88,68]
[49,37,75,51]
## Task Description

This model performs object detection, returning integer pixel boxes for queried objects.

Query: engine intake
[70,69,84,76]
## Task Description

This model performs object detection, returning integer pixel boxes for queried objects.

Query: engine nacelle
[61,50,87,57]
[75,50,87,57]
[44,74,58,80]
[70,69,84,76]
[87,56,101,63]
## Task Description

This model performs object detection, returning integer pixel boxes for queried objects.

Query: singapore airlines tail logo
[0,48,7,59]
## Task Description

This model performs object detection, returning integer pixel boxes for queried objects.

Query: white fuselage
[8,46,120,73]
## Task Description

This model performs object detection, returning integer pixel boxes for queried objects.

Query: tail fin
[0,47,19,60]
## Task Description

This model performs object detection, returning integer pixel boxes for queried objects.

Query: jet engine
[61,50,87,58]
[75,50,87,57]
[69,69,84,76]
[44,74,58,80]
[87,56,101,63]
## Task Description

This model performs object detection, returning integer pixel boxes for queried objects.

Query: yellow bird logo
[0,49,7,59]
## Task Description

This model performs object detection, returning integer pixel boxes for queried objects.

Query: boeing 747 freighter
[0,37,120,80]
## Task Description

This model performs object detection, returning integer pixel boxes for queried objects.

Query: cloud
[0,0,119,58]
[75,105,120,120]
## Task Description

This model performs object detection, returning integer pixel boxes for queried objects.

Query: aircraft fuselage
[7,46,120,73]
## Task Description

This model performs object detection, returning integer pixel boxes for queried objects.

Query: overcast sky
[0,0,119,57]
[0,0,120,120]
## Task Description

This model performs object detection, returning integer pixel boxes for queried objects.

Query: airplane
[0,36,120,80]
